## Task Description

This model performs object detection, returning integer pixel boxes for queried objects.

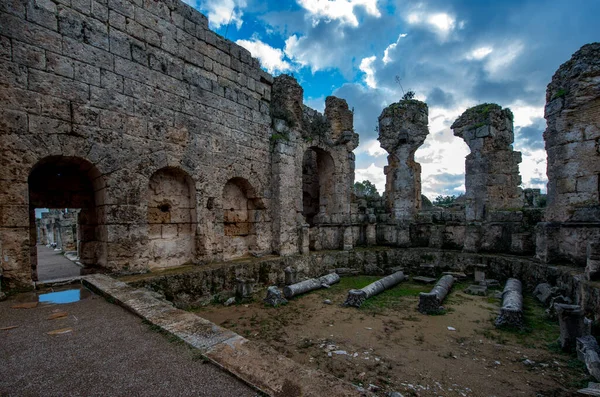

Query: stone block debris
[495,278,524,328]
[413,276,437,284]
[264,286,288,307]
[283,273,340,299]
[344,271,405,308]
[418,275,455,314]
[464,284,487,296]
[577,336,600,381]
[556,303,586,351]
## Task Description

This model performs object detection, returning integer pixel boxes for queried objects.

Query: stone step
[83,274,360,397]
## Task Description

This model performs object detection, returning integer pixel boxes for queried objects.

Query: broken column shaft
[283,273,340,299]
[418,275,454,314]
[344,271,405,307]
[495,278,524,328]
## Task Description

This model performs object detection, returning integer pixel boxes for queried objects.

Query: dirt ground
[194,276,592,397]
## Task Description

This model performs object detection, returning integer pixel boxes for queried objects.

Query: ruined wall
[452,104,525,253]
[37,209,80,251]
[270,76,358,253]
[537,43,600,266]
[0,0,276,286]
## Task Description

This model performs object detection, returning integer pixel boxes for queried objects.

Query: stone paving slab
[83,274,361,397]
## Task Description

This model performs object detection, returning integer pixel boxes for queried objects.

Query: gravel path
[0,286,256,397]
[36,245,81,281]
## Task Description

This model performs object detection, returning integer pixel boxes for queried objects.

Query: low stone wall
[121,247,600,320]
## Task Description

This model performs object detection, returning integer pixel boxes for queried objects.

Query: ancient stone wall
[0,0,277,286]
[536,43,600,265]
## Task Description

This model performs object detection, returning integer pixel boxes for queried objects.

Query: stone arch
[28,156,107,280]
[147,167,197,269]
[222,177,266,260]
[302,147,335,225]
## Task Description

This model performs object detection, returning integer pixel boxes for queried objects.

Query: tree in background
[433,195,457,206]
[354,180,379,197]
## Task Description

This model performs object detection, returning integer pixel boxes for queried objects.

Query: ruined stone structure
[0,0,598,326]
[36,209,80,251]
[536,43,600,266]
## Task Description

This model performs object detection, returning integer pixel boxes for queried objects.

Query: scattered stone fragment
[344,271,405,307]
[523,359,535,366]
[443,272,467,280]
[418,275,454,314]
[323,299,332,305]
[495,278,524,328]
[334,268,360,276]
[483,279,500,288]
[577,336,600,381]
[447,326,456,331]
[413,276,437,284]
[283,273,340,299]
[578,382,600,396]
[224,297,236,307]
[533,283,556,305]
[464,284,487,296]
[264,286,287,307]
[388,392,404,397]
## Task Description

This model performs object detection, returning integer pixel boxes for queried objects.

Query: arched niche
[147,167,197,269]
[302,147,335,226]
[28,156,106,280]
[222,177,265,259]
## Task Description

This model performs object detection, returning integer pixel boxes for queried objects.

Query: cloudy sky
[184,0,599,199]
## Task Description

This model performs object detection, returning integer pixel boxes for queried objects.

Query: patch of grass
[552,88,567,100]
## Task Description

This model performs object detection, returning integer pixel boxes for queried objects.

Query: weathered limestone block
[344,271,405,307]
[271,75,304,130]
[284,266,298,285]
[555,303,586,351]
[283,273,340,299]
[418,274,454,314]
[577,336,600,381]
[533,283,557,305]
[264,286,287,307]
[543,43,600,223]
[495,278,524,328]
[235,278,255,299]
[378,100,429,221]
[324,96,354,143]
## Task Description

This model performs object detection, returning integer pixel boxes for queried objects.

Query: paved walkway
[37,245,81,281]
[0,287,256,397]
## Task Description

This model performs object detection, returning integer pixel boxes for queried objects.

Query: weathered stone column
[452,104,523,252]
[495,278,524,328]
[418,275,454,314]
[555,303,586,351]
[378,100,429,221]
[538,43,600,265]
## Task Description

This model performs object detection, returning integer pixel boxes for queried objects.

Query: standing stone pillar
[537,43,600,264]
[378,100,429,221]
[452,104,523,252]
[587,242,600,281]
[555,303,586,351]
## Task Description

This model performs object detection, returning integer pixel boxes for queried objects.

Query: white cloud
[383,34,407,64]
[508,102,544,127]
[355,163,386,193]
[284,34,340,72]
[359,56,377,88]
[406,10,456,41]
[355,139,387,157]
[484,42,524,79]
[466,46,493,61]
[192,0,247,29]
[236,39,293,74]
[519,148,547,191]
[297,0,381,27]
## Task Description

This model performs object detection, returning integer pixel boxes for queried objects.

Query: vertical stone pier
[377,100,428,246]
[452,104,523,252]
[537,43,600,265]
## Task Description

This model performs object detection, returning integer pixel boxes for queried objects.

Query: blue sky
[184,0,599,198]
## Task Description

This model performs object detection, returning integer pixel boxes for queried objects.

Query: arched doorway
[147,167,196,269]
[28,156,106,281]
[302,147,335,226]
